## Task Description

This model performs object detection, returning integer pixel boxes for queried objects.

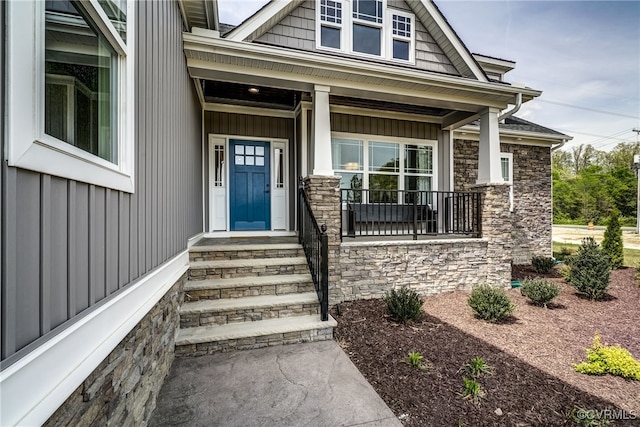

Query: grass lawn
[552,241,640,267]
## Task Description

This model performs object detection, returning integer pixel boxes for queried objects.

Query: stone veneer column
[303,175,341,306]
[474,183,512,287]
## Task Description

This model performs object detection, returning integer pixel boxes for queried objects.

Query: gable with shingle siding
[254,0,460,75]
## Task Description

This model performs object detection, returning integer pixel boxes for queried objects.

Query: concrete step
[184,274,315,301]
[175,315,337,356]
[188,257,309,280]
[180,292,320,327]
[189,243,304,262]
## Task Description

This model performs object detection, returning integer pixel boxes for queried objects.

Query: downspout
[498,92,522,122]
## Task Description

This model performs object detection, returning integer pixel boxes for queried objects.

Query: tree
[602,210,624,269]
[571,144,603,175]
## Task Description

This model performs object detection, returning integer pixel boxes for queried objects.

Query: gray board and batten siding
[255,0,460,75]
[1,1,203,364]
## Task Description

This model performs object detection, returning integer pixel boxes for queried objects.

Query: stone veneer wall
[454,140,552,263]
[44,274,186,426]
[334,239,490,301]
[303,174,511,303]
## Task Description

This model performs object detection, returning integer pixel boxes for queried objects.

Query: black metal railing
[341,189,481,240]
[298,183,329,321]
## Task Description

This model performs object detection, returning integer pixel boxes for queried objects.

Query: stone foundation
[334,239,490,302]
[44,273,186,427]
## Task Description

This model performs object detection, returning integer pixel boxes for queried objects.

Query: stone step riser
[184,282,315,302]
[175,327,334,357]
[188,264,309,280]
[180,303,320,328]
[190,248,304,262]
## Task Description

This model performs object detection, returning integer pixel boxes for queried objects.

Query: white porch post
[476,107,503,184]
[312,85,333,175]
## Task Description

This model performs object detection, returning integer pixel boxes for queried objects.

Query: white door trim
[207,134,289,234]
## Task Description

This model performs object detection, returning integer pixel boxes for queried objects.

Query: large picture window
[7,0,135,192]
[332,135,437,203]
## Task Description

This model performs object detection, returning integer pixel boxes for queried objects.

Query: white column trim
[312,85,333,176]
[0,250,189,427]
[476,107,503,184]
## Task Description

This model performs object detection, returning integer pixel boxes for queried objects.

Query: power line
[536,99,640,120]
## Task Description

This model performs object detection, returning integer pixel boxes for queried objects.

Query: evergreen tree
[602,210,624,269]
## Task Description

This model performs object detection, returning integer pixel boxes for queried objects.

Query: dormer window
[316,0,415,64]
[320,0,343,49]
[352,0,383,55]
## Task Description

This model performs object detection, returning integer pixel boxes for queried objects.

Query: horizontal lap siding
[1,0,202,362]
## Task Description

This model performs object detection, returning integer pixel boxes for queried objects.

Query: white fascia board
[183,34,542,101]
[225,0,298,41]
[420,0,487,82]
[0,251,189,427]
[455,126,570,146]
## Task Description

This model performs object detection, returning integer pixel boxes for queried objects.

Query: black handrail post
[412,192,418,240]
[476,192,482,238]
[320,224,329,321]
[297,177,303,245]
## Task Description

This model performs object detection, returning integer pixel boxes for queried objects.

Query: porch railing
[341,189,482,240]
[297,183,329,321]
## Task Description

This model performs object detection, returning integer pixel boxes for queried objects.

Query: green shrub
[467,285,515,322]
[531,256,555,274]
[602,211,624,269]
[568,237,611,300]
[520,278,560,308]
[463,357,492,377]
[405,351,430,371]
[574,334,640,381]
[384,287,423,323]
[460,377,484,405]
[567,406,612,426]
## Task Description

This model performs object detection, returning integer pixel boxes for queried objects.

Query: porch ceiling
[183,33,541,115]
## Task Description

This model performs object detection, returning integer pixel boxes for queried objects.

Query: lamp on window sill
[345,162,359,170]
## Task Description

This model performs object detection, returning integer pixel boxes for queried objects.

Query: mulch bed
[332,268,640,426]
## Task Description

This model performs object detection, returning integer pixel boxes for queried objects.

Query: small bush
[567,406,612,427]
[467,285,515,322]
[405,351,430,371]
[602,211,624,269]
[463,357,492,377]
[460,377,484,405]
[384,287,423,323]
[520,278,560,308]
[574,334,640,381]
[568,237,611,300]
[531,256,555,274]
[557,246,573,261]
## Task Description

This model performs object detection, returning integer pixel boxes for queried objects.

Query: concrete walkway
[149,341,402,427]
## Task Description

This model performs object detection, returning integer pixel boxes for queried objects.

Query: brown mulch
[332,268,640,426]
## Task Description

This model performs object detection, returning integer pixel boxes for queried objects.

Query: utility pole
[634,128,640,234]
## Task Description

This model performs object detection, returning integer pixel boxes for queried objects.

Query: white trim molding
[0,251,189,427]
[6,0,136,193]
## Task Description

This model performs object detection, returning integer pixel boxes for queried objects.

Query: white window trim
[6,1,135,193]
[387,8,415,64]
[500,152,514,212]
[331,132,438,199]
[315,0,415,64]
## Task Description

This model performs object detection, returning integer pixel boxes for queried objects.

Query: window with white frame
[319,0,343,49]
[389,10,414,61]
[332,136,437,203]
[7,0,135,192]
[501,153,514,211]
[316,0,415,64]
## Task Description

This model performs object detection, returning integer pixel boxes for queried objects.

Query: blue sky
[218,1,640,152]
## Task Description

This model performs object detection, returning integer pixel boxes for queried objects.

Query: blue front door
[229,140,271,231]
